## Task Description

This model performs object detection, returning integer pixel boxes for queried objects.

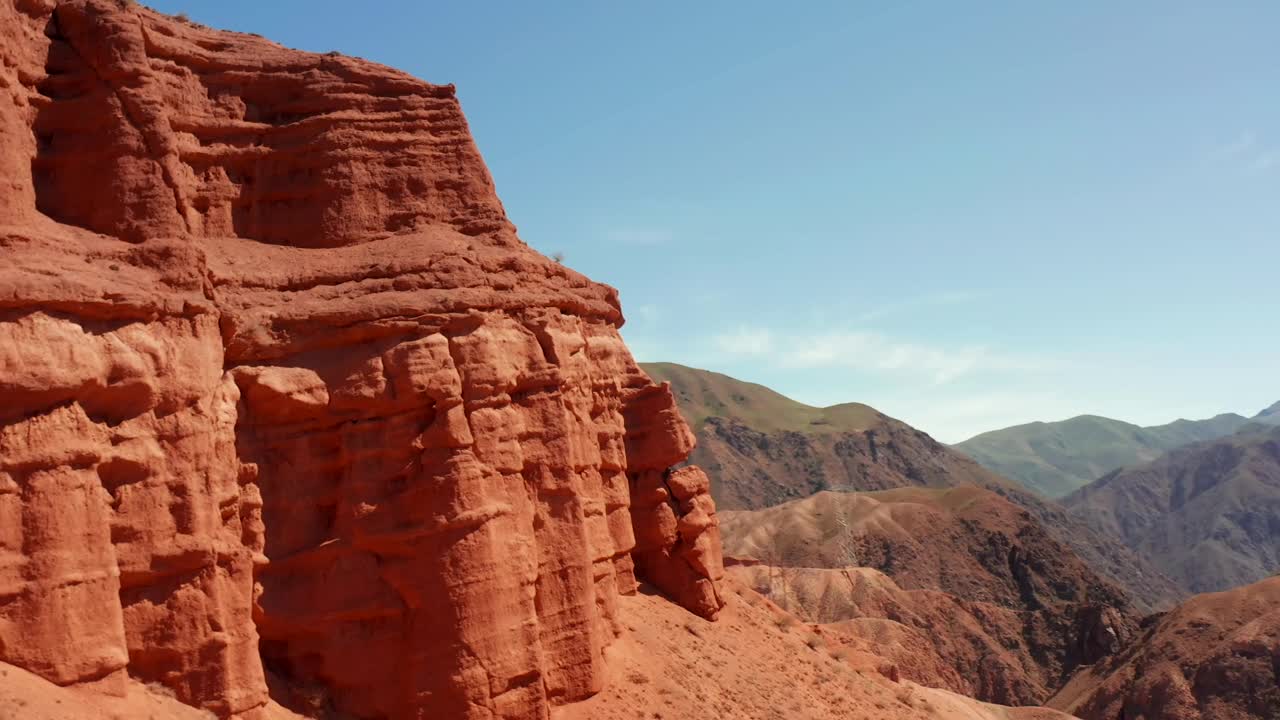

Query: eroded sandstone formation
[0,2,723,718]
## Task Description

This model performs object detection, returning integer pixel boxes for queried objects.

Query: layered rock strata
[0,2,723,718]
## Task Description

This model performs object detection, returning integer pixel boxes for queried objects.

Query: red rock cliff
[0,2,724,718]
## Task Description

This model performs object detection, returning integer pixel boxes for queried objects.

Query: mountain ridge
[640,361,884,434]
[1063,423,1280,595]
[642,361,1184,611]
[1255,399,1280,424]
[953,410,1267,498]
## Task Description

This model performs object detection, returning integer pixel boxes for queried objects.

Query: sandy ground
[554,579,1077,720]
[0,662,306,720]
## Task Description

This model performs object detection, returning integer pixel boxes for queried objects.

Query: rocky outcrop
[22,0,509,246]
[0,2,722,719]
[0,307,264,716]
[1051,575,1280,720]
[623,384,725,618]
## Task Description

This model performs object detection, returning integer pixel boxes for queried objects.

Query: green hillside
[953,412,1256,498]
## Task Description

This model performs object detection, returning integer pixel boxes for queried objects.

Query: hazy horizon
[148,0,1280,442]
[641,360,1276,443]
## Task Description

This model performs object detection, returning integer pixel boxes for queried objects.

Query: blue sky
[152,1,1279,442]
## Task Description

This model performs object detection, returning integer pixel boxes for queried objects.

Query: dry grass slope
[642,362,882,434]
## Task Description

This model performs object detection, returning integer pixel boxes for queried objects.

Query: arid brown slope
[1051,575,1280,720]
[727,563,1117,707]
[0,661,312,720]
[646,362,1183,611]
[720,487,1135,704]
[554,577,1078,720]
[1064,424,1280,595]
[1,2,726,718]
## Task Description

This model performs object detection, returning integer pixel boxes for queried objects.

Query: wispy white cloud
[631,303,660,325]
[889,390,1069,443]
[1212,130,1280,172]
[854,290,985,323]
[713,327,774,356]
[712,326,1045,385]
[1254,149,1280,171]
[1214,131,1257,158]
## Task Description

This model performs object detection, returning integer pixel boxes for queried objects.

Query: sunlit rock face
[0,1,722,718]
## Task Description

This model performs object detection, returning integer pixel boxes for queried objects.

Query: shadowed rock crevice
[32,4,190,241]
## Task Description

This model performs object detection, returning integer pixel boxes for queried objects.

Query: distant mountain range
[954,405,1280,499]
[642,362,1280,719]
[641,362,1182,610]
[1063,424,1280,594]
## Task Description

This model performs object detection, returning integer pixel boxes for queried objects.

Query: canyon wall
[0,2,723,718]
